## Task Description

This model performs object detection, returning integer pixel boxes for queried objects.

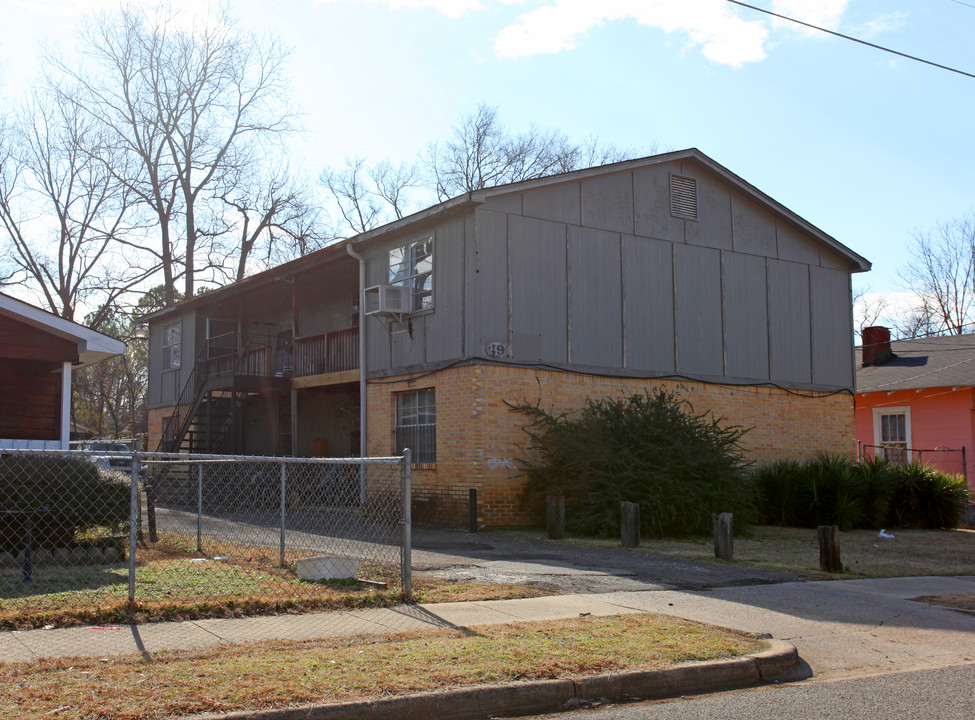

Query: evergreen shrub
[0,455,129,552]
[752,454,967,530]
[511,389,754,538]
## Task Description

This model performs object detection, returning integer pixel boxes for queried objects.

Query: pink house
[855,327,974,503]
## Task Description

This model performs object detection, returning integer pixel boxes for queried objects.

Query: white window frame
[162,321,182,370]
[388,236,433,313]
[872,407,911,461]
[395,387,436,464]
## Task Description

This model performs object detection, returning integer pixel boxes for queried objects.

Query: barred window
[389,237,433,312]
[395,388,436,463]
[162,322,181,369]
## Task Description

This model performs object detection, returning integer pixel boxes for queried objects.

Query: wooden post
[546,495,565,539]
[620,501,640,548]
[817,525,842,573]
[468,488,478,533]
[712,512,733,561]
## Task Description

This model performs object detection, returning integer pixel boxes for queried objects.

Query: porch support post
[291,388,298,457]
[346,244,368,503]
[60,361,72,450]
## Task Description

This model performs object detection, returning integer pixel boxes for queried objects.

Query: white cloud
[858,12,908,40]
[314,0,486,19]
[770,0,849,35]
[493,0,769,67]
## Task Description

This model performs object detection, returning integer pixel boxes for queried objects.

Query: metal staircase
[157,343,287,455]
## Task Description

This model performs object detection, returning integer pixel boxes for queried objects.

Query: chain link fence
[0,447,410,644]
[858,442,968,480]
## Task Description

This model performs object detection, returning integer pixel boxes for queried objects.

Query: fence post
[197,464,204,552]
[546,495,565,539]
[620,501,640,548]
[279,462,287,567]
[817,525,842,573]
[138,434,156,543]
[401,449,412,601]
[128,448,141,603]
[712,512,733,561]
[469,488,478,533]
[21,513,33,584]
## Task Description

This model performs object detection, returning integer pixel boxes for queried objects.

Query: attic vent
[670,175,698,220]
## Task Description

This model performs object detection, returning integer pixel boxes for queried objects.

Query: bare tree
[73,303,148,439]
[852,284,890,341]
[217,164,327,281]
[425,103,640,202]
[53,4,296,306]
[897,214,975,335]
[321,104,644,238]
[320,156,420,236]
[0,86,147,324]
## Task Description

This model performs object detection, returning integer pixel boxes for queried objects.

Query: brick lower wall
[147,406,171,452]
[368,364,856,528]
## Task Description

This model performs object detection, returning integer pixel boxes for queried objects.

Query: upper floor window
[162,322,181,370]
[389,237,433,312]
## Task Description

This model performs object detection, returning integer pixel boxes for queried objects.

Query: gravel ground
[412,527,799,593]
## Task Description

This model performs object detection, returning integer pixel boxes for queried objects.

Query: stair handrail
[156,339,213,452]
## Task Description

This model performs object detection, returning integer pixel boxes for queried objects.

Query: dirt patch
[910,593,975,614]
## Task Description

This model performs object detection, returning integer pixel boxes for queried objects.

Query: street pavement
[2,575,972,683]
[535,665,975,720]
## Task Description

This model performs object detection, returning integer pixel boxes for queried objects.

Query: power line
[947,0,975,11]
[726,0,975,80]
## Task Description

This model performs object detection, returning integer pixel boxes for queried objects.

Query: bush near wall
[0,455,129,552]
[512,389,754,538]
[753,454,968,531]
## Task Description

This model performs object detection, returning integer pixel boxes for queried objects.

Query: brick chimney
[861,326,892,367]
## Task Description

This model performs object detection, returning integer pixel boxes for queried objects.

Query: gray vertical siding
[767,259,812,384]
[674,244,724,376]
[568,226,622,367]
[129,157,858,397]
[363,159,859,391]
[472,210,509,354]
[148,309,195,409]
[810,265,855,387]
[509,215,568,363]
[722,252,769,380]
[622,235,675,372]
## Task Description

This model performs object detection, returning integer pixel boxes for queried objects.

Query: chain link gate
[0,448,411,633]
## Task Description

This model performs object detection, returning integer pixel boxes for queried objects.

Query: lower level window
[395,388,436,463]
[874,407,910,464]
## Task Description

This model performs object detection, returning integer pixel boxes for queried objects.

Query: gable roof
[0,292,126,367]
[351,148,871,272]
[147,147,870,321]
[855,334,975,393]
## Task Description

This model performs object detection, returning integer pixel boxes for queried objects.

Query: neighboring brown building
[0,293,125,450]
[144,149,871,526]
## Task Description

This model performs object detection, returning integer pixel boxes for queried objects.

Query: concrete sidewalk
[2,576,972,681]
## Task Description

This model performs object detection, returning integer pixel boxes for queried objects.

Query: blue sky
[2,0,973,302]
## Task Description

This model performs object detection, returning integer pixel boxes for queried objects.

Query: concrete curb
[184,640,798,720]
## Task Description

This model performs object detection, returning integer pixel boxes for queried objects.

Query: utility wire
[947,0,975,11]
[726,0,975,80]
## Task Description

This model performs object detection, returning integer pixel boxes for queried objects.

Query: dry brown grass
[0,614,764,720]
[520,526,975,578]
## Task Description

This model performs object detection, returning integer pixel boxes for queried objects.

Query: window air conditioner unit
[364,284,409,317]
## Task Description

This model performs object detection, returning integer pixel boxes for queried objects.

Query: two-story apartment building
[144,148,870,526]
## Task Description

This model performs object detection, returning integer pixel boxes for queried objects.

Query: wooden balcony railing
[294,327,359,377]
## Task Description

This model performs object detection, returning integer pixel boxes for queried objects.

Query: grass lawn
[0,614,765,720]
[514,526,975,579]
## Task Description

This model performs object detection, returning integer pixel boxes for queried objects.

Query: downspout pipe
[346,243,367,462]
